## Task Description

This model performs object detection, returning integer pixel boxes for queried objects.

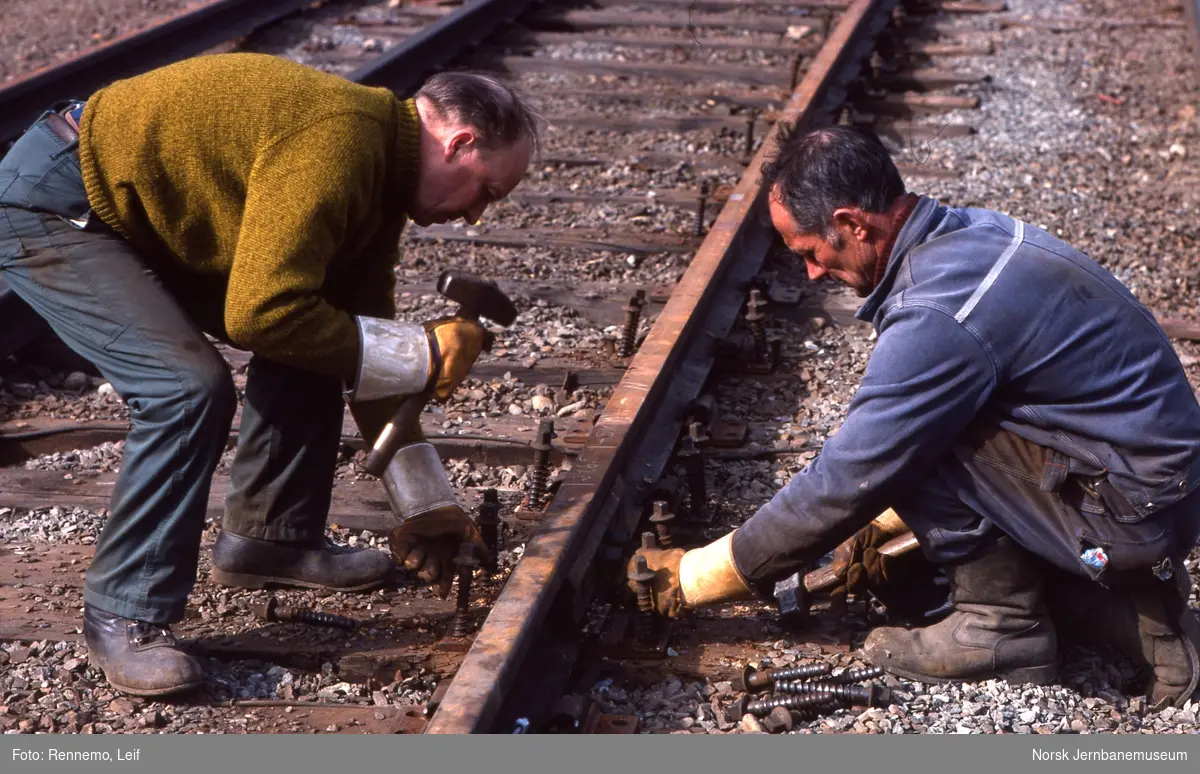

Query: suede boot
[1044,560,1199,709]
[863,537,1058,685]
[84,604,204,697]
[210,531,394,592]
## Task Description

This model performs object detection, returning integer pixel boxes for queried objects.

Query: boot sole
[87,653,204,698]
[210,568,388,593]
[875,661,1059,687]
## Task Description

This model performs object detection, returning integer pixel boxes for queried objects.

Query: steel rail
[0,0,318,145]
[349,0,549,96]
[425,0,898,734]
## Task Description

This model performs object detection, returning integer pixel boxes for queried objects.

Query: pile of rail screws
[725,663,892,733]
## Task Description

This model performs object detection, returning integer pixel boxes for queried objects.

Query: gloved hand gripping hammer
[361,271,518,477]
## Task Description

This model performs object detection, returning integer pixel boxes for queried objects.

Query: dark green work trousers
[0,110,363,624]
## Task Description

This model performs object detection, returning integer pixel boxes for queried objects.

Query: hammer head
[773,571,811,632]
[437,270,518,327]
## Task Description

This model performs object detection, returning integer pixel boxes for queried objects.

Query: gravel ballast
[3,0,1200,736]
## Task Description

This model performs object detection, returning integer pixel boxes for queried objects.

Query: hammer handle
[803,532,921,594]
[362,303,500,478]
[362,392,427,477]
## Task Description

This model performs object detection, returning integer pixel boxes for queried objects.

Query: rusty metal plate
[587,714,639,734]
[768,283,804,305]
[708,419,749,448]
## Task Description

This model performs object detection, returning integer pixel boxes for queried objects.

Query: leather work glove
[424,318,486,403]
[626,532,753,618]
[828,508,911,603]
[389,505,493,598]
[626,546,687,617]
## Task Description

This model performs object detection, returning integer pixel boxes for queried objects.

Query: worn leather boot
[1045,560,1200,709]
[1123,567,1200,708]
[84,604,204,697]
[862,537,1058,685]
[210,531,394,592]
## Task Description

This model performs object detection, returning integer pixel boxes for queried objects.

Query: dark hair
[762,124,905,238]
[416,71,542,155]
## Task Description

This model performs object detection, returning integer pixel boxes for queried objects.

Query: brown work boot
[1045,560,1199,709]
[210,531,394,592]
[84,604,204,697]
[862,537,1058,685]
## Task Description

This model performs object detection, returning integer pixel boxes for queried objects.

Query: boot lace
[127,621,177,647]
[320,536,362,556]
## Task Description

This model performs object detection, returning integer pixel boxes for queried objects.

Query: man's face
[411,130,532,228]
[768,192,878,298]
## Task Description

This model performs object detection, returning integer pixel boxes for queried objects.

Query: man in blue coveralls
[630,125,1200,709]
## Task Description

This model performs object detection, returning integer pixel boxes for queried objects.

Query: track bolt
[820,666,885,684]
[743,692,843,717]
[771,681,891,708]
[677,426,707,520]
[619,290,647,357]
[528,419,557,509]
[732,662,832,693]
[744,289,769,362]
[789,52,804,92]
[476,488,501,574]
[745,110,757,157]
[627,554,658,644]
[252,596,359,631]
[685,395,716,429]
[451,542,480,638]
[761,705,794,734]
[695,181,710,237]
[649,500,676,548]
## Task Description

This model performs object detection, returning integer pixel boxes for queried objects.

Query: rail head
[424,0,899,735]
[349,0,550,96]
[0,0,319,146]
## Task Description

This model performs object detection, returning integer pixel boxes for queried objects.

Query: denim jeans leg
[222,356,345,542]
[0,207,236,624]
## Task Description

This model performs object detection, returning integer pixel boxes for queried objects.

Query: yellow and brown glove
[389,505,493,598]
[424,318,486,403]
[626,532,754,618]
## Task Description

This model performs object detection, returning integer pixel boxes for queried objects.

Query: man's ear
[832,207,871,242]
[445,129,477,161]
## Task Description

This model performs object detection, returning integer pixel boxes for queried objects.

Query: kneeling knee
[173,355,237,426]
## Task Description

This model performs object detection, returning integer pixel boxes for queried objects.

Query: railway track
[4,0,1195,736]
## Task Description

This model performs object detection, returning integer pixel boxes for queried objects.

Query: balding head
[411,71,541,227]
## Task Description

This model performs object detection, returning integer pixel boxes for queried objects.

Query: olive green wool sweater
[77,53,421,379]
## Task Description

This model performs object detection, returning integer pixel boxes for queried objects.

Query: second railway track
[3,0,1198,736]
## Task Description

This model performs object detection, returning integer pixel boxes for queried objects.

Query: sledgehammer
[361,271,517,477]
[773,532,922,629]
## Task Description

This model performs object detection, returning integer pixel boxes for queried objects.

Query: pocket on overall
[1038,450,1171,580]
[1063,477,1173,579]
[0,121,91,220]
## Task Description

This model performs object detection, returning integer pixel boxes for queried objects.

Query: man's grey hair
[416,70,542,155]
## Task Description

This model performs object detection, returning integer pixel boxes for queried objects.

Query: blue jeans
[0,113,351,623]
